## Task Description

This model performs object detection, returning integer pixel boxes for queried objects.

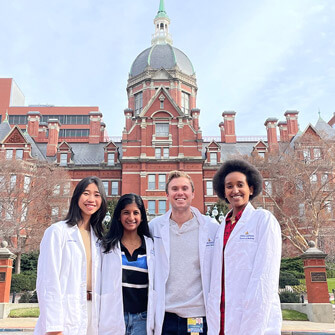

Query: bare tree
[246,134,335,255]
[0,159,71,273]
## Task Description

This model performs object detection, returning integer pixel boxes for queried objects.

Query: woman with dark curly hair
[206,159,282,335]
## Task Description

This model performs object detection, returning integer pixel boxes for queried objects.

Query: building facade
[0,0,334,256]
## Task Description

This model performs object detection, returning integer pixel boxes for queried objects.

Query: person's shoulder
[253,207,280,229]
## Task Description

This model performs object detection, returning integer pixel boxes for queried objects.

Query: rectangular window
[103,181,109,196]
[264,180,272,195]
[60,154,68,166]
[155,123,169,137]
[206,181,213,196]
[51,207,59,218]
[16,150,23,159]
[314,148,321,159]
[303,149,311,162]
[163,148,169,158]
[321,173,328,185]
[310,174,317,184]
[6,203,14,220]
[135,92,143,115]
[148,175,155,190]
[299,203,305,217]
[181,92,190,115]
[107,153,115,166]
[148,200,155,215]
[63,182,71,195]
[23,176,31,193]
[155,148,161,159]
[325,201,332,213]
[53,184,60,195]
[160,100,164,109]
[10,175,16,190]
[111,181,118,195]
[158,200,166,214]
[158,174,166,190]
[210,152,217,165]
[21,203,28,222]
[6,150,13,160]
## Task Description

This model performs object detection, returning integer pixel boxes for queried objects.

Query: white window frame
[6,150,13,160]
[16,149,23,159]
[148,175,155,190]
[23,176,31,193]
[210,152,217,165]
[206,181,213,196]
[111,181,118,195]
[155,123,169,137]
[158,174,166,190]
[155,148,161,159]
[103,181,109,196]
[158,200,166,214]
[60,153,68,166]
[148,200,155,215]
[107,153,115,166]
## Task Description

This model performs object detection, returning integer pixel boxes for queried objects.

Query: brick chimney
[89,111,102,144]
[278,121,289,142]
[284,110,299,140]
[222,111,236,143]
[37,122,48,141]
[27,111,41,138]
[219,122,225,142]
[46,119,61,157]
[191,108,200,131]
[264,118,278,152]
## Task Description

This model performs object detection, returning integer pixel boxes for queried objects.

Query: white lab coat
[149,207,219,335]
[207,202,282,335]
[34,221,101,335]
[98,236,155,335]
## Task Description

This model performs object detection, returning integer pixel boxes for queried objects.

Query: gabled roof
[314,115,335,139]
[140,86,183,118]
[2,125,28,144]
[207,139,221,150]
[253,140,268,150]
[0,121,11,142]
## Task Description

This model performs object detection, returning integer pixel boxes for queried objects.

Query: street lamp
[211,205,218,219]
[104,211,111,227]
[219,211,224,223]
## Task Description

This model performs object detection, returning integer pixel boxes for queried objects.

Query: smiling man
[149,171,219,335]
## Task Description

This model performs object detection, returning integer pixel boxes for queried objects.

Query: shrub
[29,290,38,303]
[11,271,37,293]
[281,257,304,279]
[279,290,301,303]
[13,251,39,273]
[18,292,32,303]
[291,283,307,294]
[279,271,300,288]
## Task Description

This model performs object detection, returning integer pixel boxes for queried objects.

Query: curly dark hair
[213,159,263,203]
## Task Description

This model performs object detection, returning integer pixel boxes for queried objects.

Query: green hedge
[279,291,301,303]
[11,271,37,293]
[279,271,300,288]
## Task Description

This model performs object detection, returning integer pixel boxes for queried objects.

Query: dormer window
[210,152,217,165]
[107,153,115,166]
[60,153,68,166]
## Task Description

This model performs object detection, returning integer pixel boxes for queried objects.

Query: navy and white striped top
[121,238,148,313]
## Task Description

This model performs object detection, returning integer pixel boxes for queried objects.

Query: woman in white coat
[99,193,155,335]
[207,159,282,335]
[34,176,107,335]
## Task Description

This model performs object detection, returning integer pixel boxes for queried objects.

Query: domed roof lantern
[152,0,173,45]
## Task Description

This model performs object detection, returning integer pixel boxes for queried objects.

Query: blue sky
[0,0,334,137]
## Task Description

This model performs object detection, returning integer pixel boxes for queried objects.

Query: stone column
[301,241,329,303]
[0,241,16,303]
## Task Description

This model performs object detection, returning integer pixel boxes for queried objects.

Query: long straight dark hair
[103,193,151,253]
[65,176,107,240]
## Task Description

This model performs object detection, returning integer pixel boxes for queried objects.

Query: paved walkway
[0,318,335,334]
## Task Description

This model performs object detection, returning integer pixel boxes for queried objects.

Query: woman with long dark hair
[34,176,107,335]
[99,193,155,335]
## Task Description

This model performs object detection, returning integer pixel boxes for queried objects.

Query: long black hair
[65,176,107,240]
[103,193,151,253]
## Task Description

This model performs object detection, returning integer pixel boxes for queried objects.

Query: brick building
[0,0,334,256]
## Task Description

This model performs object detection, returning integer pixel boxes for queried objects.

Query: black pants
[162,312,208,335]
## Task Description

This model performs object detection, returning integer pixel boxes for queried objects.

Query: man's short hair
[165,170,195,193]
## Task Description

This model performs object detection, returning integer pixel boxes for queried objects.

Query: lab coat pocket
[99,292,124,333]
[63,294,80,327]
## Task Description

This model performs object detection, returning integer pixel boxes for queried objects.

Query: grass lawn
[327,278,335,292]
[282,309,308,321]
[9,307,39,318]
